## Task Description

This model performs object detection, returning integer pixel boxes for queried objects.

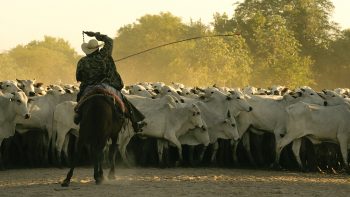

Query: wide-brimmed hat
[81,39,103,55]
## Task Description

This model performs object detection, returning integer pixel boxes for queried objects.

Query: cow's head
[9,91,30,119]
[221,110,240,141]
[16,79,36,97]
[228,90,253,114]
[189,104,207,131]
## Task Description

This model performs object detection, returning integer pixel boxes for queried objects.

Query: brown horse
[61,93,125,186]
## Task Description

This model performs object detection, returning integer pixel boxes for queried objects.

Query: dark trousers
[121,94,145,123]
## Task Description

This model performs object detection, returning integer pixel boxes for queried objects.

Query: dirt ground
[0,167,349,197]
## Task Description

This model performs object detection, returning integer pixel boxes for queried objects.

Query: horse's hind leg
[61,139,82,187]
[94,146,105,185]
[108,139,117,179]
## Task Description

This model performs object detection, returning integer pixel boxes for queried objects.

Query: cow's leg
[188,146,196,166]
[274,133,296,168]
[62,135,71,166]
[291,138,304,171]
[55,132,68,167]
[242,132,256,166]
[210,141,219,164]
[198,145,207,164]
[108,139,117,179]
[157,139,165,167]
[337,134,349,173]
[119,133,134,167]
[166,136,182,165]
[61,139,82,187]
[0,140,3,170]
[232,140,239,165]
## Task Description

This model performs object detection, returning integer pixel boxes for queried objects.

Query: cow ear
[281,88,289,95]
[9,92,16,101]
[301,88,306,92]
[35,82,44,88]
[176,91,183,96]
[16,79,22,83]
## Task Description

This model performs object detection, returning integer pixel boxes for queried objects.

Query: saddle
[75,87,127,114]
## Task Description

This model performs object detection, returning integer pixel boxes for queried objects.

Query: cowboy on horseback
[74,31,145,132]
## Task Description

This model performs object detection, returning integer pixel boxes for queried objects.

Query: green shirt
[76,33,124,91]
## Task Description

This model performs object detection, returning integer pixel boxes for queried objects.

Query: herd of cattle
[1,79,350,174]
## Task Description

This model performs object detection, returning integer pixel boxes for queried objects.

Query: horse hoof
[61,180,70,187]
[108,174,115,180]
[95,176,104,185]
[270,163,282,170]
[95,179,103,185]
[175,160,183,167]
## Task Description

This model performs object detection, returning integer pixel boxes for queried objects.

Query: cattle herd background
[1,79,350,175]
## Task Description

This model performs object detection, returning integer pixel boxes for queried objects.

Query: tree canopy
[1,1,350,89]
[0,36,80,84]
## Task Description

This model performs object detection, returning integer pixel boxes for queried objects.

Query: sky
[0,0,349,54]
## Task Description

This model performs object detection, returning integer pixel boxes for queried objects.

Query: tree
[316,29,350,88]
[234,9,314,87]
[0,54,25,80]
[113,12,253,87]
[7,36,80,84]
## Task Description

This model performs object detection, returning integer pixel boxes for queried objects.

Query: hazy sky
[0,0,349,54]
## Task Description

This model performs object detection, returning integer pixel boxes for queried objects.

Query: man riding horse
[74,31,145,132]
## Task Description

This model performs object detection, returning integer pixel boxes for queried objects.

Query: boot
[73,112,81,125]
[131,120,147,133]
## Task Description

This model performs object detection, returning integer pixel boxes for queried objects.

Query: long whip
[114,33,240,62]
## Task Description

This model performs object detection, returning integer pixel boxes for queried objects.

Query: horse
[61,88,125,186]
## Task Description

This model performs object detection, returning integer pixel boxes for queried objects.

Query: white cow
[151,82,165,94]
[16,79,36,97]
[53,101,79,165]
[276,102,350,170]
[0,91,30,165]
[283,89,350,170]
[129,84,155,98]
[334,88,350,97]
[34,82,47,96]
[140,103,206,163]
[118,95,181,164]
[15,89,70,163]
[120,95,207,165]
[269,85,289,96]
[232,88,326,165]
[180,88,252,163]
[0,80,21,94]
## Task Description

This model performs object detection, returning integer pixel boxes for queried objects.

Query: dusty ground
[0,167,349,197]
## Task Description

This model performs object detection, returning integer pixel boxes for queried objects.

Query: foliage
[114,12,252,87]
[1,1,350,89]
[1,36,80,84]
